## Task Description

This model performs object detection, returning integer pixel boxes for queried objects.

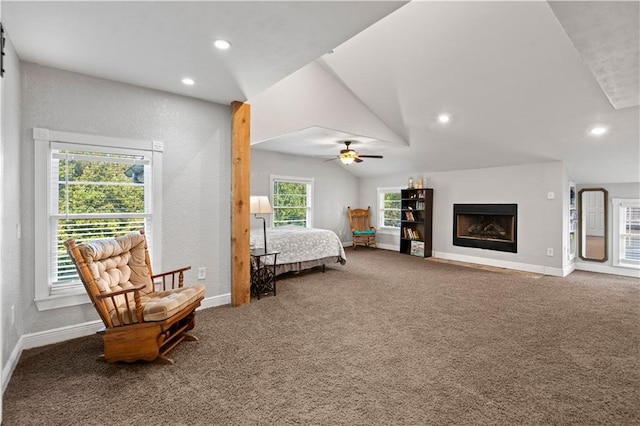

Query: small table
[250,249,280,299]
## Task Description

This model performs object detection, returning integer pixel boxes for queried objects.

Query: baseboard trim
[199,293,231,310]
[23,320,104,351]
[562,263,577,277]
[2,293,231,396]
[433,251,565,277]
[576,262,640,278]
[2,335,24,394]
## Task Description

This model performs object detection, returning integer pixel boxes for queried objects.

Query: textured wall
[251,149,358,243]
[20,63,231,334]
[1,30,23,371]
[359,161,567,272]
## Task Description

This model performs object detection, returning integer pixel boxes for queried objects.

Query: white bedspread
[250,225,346,266]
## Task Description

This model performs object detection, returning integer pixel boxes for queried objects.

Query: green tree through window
[272,177,312,227]
[53,149,150,284]
[378,188,401,228]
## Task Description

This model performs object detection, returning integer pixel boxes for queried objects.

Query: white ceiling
[3,1,405,105]
[4,0,639,184]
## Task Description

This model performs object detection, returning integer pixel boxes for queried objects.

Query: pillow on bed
[353,230,375,235]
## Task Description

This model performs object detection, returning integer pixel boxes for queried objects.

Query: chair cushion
[353,230,376,235]
[79,232,154,296]
[140,283,206,322]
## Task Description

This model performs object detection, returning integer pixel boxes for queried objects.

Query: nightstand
[250,249,280,299]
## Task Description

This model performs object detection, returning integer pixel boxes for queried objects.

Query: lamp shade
[250,196,273,214]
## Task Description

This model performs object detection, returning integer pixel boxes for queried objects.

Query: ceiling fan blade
[354,157,364,163]
[357,155,383,159]
[323,157,339,162]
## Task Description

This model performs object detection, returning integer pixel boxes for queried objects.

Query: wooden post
[231,101,251,306]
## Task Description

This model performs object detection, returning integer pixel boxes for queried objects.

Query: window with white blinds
[51,144,153,291]
[34,128,161,311]
[612,198,640,268]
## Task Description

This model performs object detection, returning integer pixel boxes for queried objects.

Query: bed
[250,225,347,276]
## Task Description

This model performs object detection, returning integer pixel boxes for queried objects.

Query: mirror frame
[578,187,608,262]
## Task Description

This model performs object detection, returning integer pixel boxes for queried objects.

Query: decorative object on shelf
[408,176,414,188]
[250,195,273,252]
[416,178,423,189]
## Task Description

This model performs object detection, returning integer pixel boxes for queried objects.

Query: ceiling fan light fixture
[340,151,357,165]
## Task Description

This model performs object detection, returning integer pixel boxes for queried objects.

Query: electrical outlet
[547,192,555,200]
[547,248,554,256]
[197,267,206,280]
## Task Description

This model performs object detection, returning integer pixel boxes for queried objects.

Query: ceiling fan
[326,141,384,165]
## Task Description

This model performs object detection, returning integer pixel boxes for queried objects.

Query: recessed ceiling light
[213,39,232,50]
[438,114,451,124]
[589,126,608,136]
[182,78,195,86]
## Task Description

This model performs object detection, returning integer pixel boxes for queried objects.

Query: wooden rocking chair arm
[95,284,146,299]
[152,266,192,290]
[152,266,192,279]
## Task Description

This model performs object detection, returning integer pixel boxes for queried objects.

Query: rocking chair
[347,206,377,249]
[65,231,205,364]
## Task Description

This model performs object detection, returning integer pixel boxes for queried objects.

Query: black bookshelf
[400,188,433,257]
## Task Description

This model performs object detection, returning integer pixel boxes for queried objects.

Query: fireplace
[453,204,517,253]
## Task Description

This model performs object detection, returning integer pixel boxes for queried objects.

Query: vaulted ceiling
[4,1,639,183]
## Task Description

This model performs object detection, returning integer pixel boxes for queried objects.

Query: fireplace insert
[453,204,517,253]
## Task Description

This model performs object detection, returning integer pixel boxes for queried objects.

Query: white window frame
[612,197,640,269]
[377,186,402,235]
[269,175,314,228]
[34,128,163,311]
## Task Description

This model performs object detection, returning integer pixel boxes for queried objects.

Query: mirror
[578,188,608,262]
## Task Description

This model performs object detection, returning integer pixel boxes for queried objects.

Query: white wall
[19,63,231,334]
[1,32,22,375]
[359,161,567,275]
[250,61,404,145]
[251,149,359,243]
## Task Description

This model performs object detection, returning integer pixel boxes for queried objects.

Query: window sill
[35,289,91,311]
[377,227,400,235]
[613,261,640,270]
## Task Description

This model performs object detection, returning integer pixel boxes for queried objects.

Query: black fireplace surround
[453,204,517,253]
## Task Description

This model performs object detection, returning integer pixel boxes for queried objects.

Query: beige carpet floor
[3,248,639,425]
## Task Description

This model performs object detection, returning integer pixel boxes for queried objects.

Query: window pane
[380,190,401,228]
[273,179,310,227]
[56,152,146,214]
[273,193,307,208]
[624,206,640,234]
[384,209,401,227]
[622,235,640,262]
[55,217,147,284]
[384,192,401,209]
[274,208,307,227]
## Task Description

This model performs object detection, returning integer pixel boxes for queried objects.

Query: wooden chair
[347,206,377,249]
[64,231,205,364]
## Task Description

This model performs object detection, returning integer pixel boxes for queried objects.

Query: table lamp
[250,196,273,252]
